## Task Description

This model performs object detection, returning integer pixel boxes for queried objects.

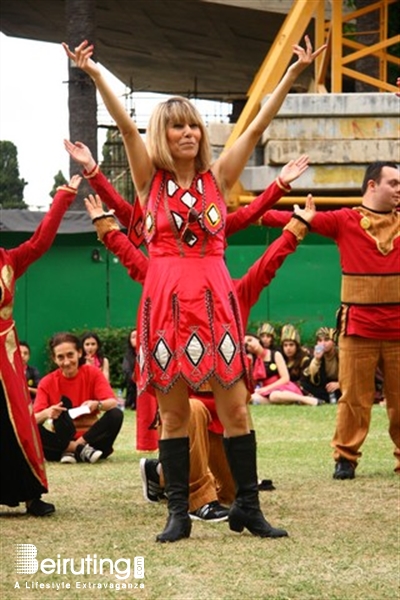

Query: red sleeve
[262,208,342,240]
[235,229,298,327]
[89,367,116,400]
[261,208,293,228]
[226,180,287,237]
[8,186,78,279]
[86,169,133,229]
[103,229,148,284]
[34,373,60,412]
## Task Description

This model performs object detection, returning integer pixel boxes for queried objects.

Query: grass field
[1,404,399,600]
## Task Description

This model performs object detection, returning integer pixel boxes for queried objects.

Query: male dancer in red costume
[0,176,81,515]
[260,162,400,478]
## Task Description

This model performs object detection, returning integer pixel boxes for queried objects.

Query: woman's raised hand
[290,35,327,75]
[62,39,100,79]
[279,154,309,185]
[68,174,82,190]
[84,194,107,220]
[64,139,96,171]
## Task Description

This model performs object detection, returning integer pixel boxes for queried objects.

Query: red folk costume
[0,185,78,505]
[84,166,291,396]
[261,207,400,338]
[262,206,400,467]
[138,169,246,394]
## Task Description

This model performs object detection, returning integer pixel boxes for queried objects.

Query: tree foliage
[0,140,28,208]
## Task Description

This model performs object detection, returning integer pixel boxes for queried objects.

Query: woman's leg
[155,379,192,543]
[269,390,319,406]
[211,378,288,538]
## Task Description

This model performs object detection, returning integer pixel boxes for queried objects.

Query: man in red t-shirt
[34,333,123,464]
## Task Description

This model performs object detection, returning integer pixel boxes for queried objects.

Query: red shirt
[34,364,115,411]
[262,208,400,340]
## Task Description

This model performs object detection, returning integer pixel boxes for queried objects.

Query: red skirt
[137,255,249,395]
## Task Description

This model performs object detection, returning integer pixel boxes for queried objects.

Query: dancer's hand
[67,174,82,190]
[84,194,111,220]
[289,35,327,76]
[64,139,97,171]
[280,154,309,185]
[293,194,316,223]
[62,39,100,80]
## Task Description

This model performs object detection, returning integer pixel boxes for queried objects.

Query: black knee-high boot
[156,437,192,543]
[223,431,288,538]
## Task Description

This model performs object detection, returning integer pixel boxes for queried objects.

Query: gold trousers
[332,335,400,471]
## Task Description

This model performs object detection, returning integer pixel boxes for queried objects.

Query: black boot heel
[156,514,192,543]
[224,432,289,539]
[229,504,288,538]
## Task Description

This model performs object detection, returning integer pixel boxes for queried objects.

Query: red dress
[0,184,78,505]
[137,169,248,394]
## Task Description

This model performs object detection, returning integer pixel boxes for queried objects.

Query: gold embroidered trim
[283,217,308,241]
[353,207,400,255]
[94,217,120,242]
[341,273,400,304]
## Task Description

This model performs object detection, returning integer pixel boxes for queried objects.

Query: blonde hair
[146,96,212,174]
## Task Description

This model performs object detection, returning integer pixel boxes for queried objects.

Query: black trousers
[39,408,124,461]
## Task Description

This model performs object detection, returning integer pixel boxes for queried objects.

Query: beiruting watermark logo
[14,544,145,591]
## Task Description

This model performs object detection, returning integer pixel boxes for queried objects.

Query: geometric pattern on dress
[205,203,221,227]
[183,230,199,247]
[185,332,205,367]
[171,211,184,232]
[153,337,173,371]
[167,179,179,197]
[218,331,236,366]
[180,191,197,209]
[138,345,145,373]
[145,211,154,234]
[196,178,203,194]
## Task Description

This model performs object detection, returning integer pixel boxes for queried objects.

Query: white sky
[0,33,126,209]
[0,33,231,210]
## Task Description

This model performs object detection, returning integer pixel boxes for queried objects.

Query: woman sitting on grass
[246,330,323,406]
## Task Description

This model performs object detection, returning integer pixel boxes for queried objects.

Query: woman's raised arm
[213,36,327,193]
[62,40,154,201]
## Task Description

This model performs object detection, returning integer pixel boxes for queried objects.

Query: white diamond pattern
[145,212,154,232]
[206,204,219,225]
[180,191,197,208]
[167,179,179,196]
[154,339,172,371]
[218,333,236,365]
[171,211,184,231]
[185,334,205,366]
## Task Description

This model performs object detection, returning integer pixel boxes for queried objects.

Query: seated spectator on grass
[33,333,123,464]
[257,323,276,349]
[19,341,41,401]
[279,324,311,384]
[246,330,323,406]
[81,331,110,381]
[301,327,341,403]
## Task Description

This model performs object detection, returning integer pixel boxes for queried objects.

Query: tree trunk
[355,0,379,92]
[65,0,97,210]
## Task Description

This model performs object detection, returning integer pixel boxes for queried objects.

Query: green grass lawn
[1,404,399,600]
